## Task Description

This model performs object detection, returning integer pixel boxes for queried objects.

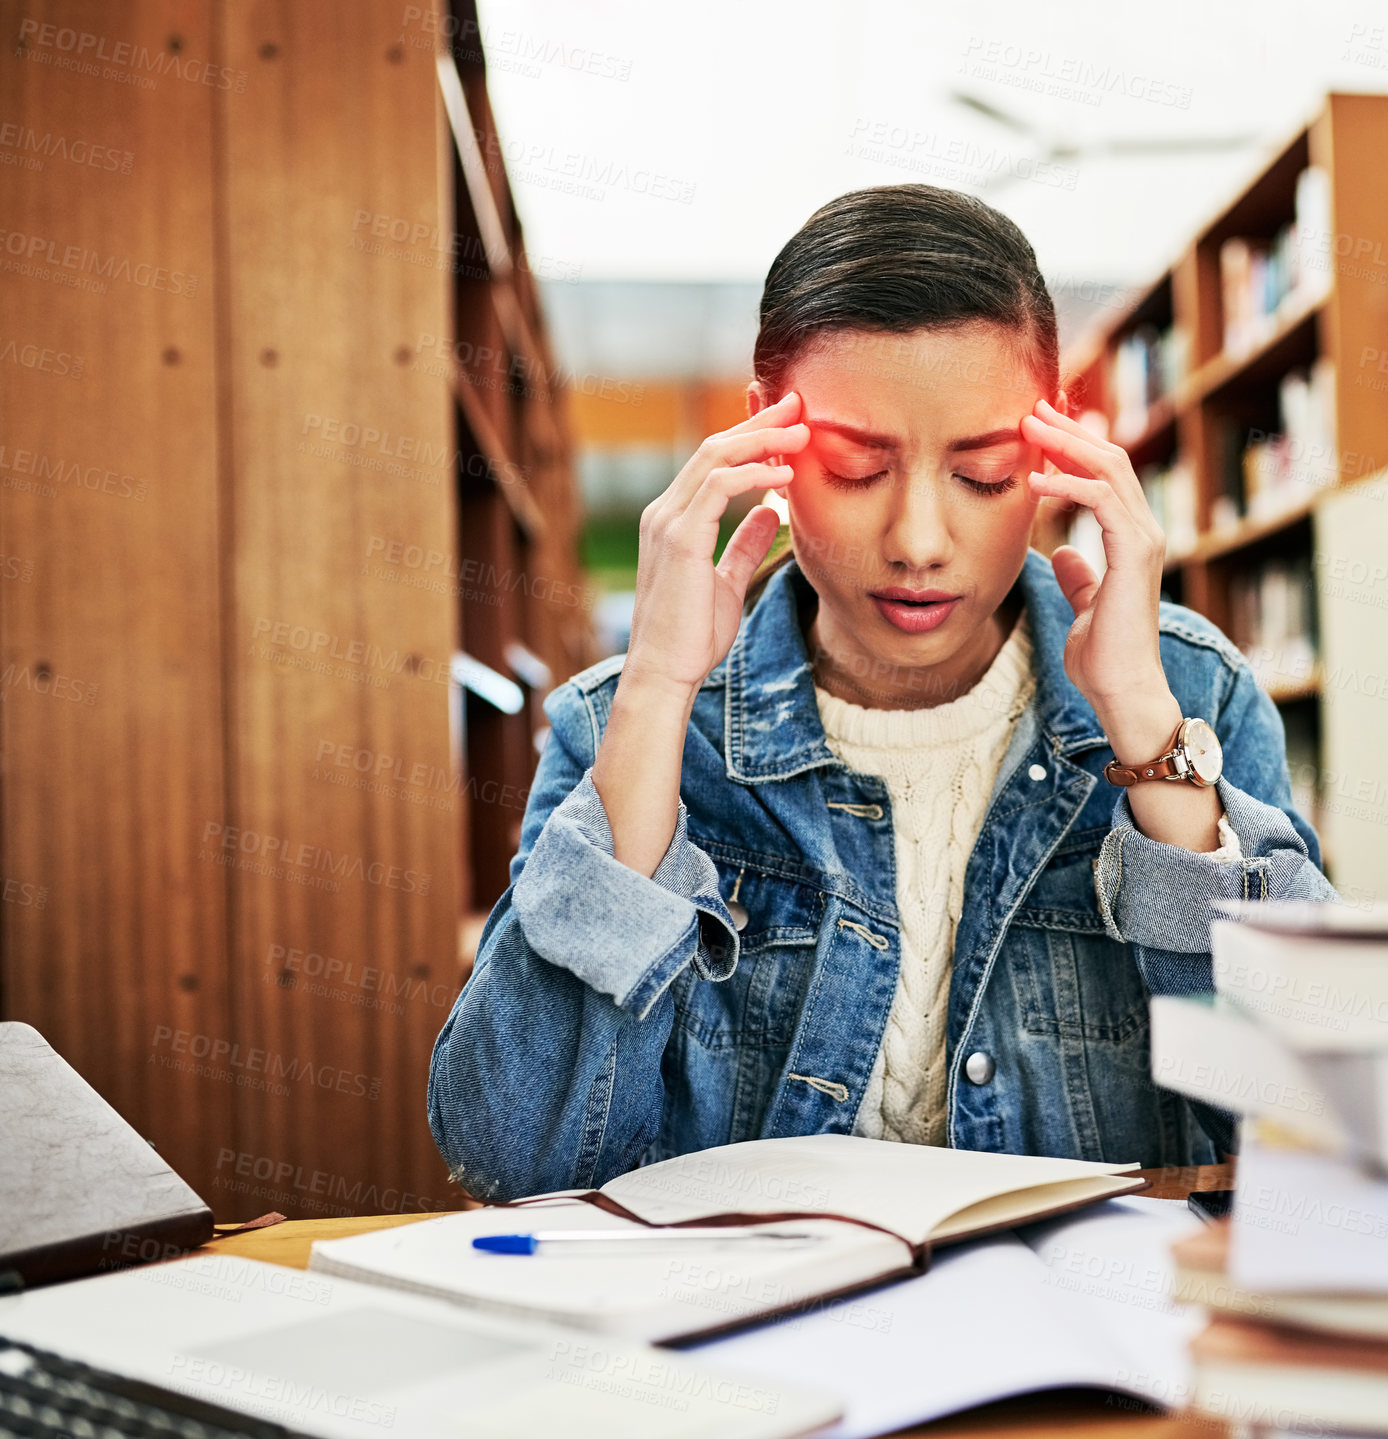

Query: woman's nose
[881,470,954,572]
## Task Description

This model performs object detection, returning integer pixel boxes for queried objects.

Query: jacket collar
[722,549,1108,783]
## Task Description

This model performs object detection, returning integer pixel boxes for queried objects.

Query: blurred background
[2,0,1385,1218]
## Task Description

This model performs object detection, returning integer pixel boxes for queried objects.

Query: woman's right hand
[624,391,810,697]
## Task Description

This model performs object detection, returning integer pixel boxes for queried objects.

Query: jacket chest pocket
[672,851,825,1051]
[1008,826,1148,1044]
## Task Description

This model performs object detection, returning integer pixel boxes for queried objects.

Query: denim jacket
[429,549,1337,1200]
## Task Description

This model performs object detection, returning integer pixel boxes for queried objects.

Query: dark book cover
[0,1023,214,1289]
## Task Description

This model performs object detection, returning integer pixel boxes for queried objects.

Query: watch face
[1183,718,1223,784]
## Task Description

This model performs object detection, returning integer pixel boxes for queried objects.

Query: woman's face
[750,323,1054,708]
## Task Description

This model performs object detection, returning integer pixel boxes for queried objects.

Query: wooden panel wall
[215,0,460,1216]
[0,0,463,1218]
[0,0,234,1189]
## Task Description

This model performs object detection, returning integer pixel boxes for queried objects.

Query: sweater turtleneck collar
[813,608,1036,750]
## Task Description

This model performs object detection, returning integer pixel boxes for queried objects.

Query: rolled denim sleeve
[428,673,741,1202]
[513,767,739,1020]
[1093,658,1339,970]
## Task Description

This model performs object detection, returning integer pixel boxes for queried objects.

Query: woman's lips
[870,593,962,634]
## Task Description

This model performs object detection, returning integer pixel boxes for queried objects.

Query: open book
[688,1194,1205,1438]
[309,1134,1146,1343]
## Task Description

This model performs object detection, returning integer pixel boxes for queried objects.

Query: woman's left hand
[1019,398,1174,721]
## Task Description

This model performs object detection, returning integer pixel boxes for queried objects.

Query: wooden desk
[196,1162,1235,1439]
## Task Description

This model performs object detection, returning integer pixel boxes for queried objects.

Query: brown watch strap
[1104,721,1186,786]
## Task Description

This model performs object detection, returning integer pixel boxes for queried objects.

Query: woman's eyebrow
[806,418,1021,452]
[807,418,898,450]
[950,426,1022,453]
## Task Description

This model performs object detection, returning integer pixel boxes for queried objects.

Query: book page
[600,1133,1141,1247]
[683,1196,1205,1439]
[309,1197,913,1342]
[1019,1196,1207,1407]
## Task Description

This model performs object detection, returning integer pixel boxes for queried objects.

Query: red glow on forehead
[806,415,1022,453]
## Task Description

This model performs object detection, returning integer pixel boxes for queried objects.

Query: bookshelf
[1051,93,1388,888]
[437,5,599,930]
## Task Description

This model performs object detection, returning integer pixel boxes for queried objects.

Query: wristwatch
[1103,717,1224,788]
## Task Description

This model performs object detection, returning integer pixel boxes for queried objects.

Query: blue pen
[473,1227,825,1255]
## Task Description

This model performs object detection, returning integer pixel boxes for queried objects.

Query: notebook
[309,1134,1146,1342]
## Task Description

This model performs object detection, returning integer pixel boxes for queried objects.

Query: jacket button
[1028,763,1047,781]
[964,1051,995,1085]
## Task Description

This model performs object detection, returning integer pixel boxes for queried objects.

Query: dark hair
[743,183,1059,611]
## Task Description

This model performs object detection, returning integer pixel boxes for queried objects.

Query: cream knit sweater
[813,611,1037,1147]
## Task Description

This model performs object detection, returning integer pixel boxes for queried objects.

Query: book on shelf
[1140,458,1197,556]
[1227,554,1318,695]
[1219,165,1332,361]
[1242,357,1339,520]
[1111,321,1189,442]
[307,1134,1148,1343]
[1292,163,1333,304]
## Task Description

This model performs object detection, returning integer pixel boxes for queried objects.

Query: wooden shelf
[439,0,596,911]
[1186,289,1327,407]
[1164,497,1314,570]
[1061,93,1388,898]
[449,368,546,539]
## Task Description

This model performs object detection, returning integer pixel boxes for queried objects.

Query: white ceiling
[473,0,1387,297]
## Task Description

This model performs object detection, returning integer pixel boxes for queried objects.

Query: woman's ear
[1054,385,1072,419]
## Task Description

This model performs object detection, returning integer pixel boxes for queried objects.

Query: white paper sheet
[680,1196,1205,1439]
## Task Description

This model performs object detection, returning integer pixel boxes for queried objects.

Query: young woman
[428,184,1337,1202]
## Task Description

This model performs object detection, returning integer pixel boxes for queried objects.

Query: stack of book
[1151,899,1388,1436]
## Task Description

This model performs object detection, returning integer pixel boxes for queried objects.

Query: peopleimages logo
[0,122,135,174]
[149,1026,382,1101]
[214,1147,450,1215]
[200,821,431,895]
[0,227,197,296]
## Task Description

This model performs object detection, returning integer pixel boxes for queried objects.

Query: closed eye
[822,467,887,491]
[957,473,1020,496]
[823,468,1020,496]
